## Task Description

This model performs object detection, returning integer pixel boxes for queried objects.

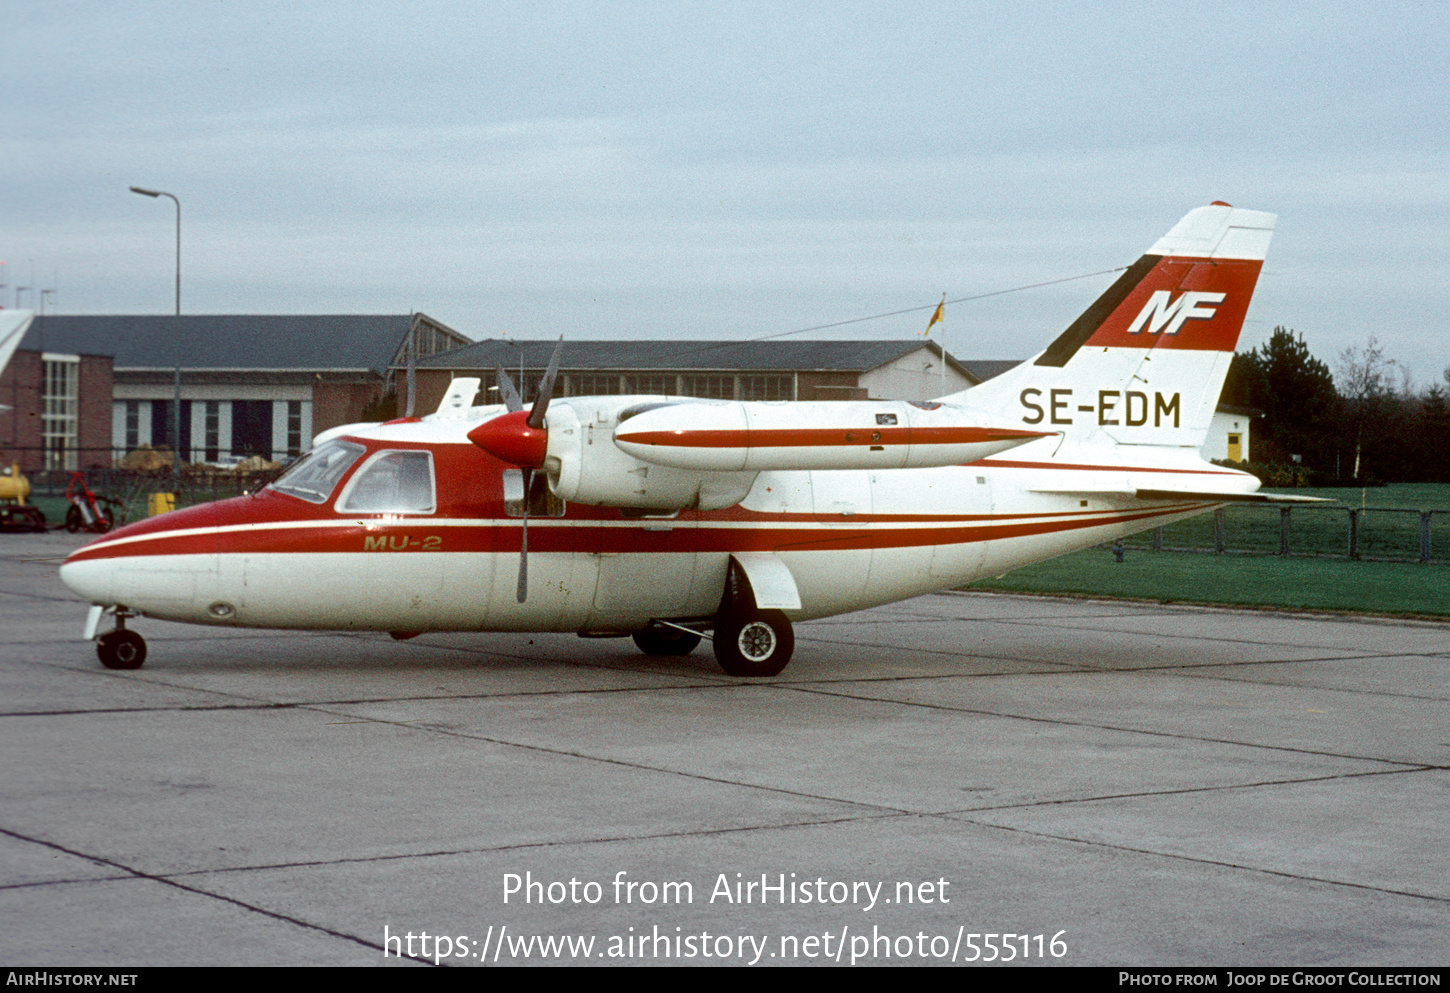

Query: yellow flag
[922,299,944,336]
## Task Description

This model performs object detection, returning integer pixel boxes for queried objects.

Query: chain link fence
[1125,504,1450,563]
[25,466,283,529]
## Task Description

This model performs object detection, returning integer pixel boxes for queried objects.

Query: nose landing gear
[90,607,147,670]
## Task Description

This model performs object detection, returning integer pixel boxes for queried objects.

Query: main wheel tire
[97,630,147,670]
[714,609,794,677]
[65,505,81,533]
[632,626,702,657]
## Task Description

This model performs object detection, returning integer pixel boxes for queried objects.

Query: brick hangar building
[0,314,466,471]
[0,314,1252,471]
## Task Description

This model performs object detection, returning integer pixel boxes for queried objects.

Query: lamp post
[130,186,183,462]
[129,187,179,315]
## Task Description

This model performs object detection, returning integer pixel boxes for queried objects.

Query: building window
[739,374,792,401]
[680,374,734,400]
[491,368,543,403]
[42,354,80,471]
[203,401,221,462]
[287,401,303,456]
[625,373,675,395]
[570,373,621,397]
[124,401,140,450]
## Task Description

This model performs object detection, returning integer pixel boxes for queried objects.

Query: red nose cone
[468,410,548,467]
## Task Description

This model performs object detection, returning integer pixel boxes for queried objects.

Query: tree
[1417,384,1450,483]
[1223,327,1337,467]
[1335,336,1403,480]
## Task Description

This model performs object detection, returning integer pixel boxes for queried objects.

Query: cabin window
[268,440,365,503]
[338,450,437,514]
[502,468,565,518]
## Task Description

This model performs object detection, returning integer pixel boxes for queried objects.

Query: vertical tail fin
[948,204,1276,448]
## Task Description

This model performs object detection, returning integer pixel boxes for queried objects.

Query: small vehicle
[64,473,120,534]
[0,462,47,532]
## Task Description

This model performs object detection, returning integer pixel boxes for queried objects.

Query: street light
[129,186,180,315]
[130,185,183,461]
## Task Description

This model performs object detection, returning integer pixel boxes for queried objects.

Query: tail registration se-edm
[62,203,1282,676]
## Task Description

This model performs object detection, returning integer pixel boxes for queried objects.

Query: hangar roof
[414,337,988,379]
[17,314,466,375]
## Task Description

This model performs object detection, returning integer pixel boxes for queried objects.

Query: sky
[3,1,1448,387]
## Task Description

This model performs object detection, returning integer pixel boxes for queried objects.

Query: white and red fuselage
[59,408,1247,635]
[59,203,1279,673]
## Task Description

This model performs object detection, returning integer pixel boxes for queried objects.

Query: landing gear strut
[95,610,147,670]
[712,559,795,677]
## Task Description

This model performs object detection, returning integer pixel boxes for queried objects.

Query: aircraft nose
[58,504,229,624]
[60,552,123,607]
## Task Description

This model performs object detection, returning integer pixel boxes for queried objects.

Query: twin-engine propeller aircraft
[63,203,1293,676]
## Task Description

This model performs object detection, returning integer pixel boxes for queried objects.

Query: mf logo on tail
[1125,291,1226,336]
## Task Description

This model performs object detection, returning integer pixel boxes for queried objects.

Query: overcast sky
[4,1,1447,386]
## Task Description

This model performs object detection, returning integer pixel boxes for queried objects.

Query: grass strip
[970,547,1450,619]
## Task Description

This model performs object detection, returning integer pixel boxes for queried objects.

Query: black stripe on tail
[1034,254,1160,368]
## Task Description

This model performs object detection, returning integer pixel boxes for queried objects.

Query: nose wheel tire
[97,630,147,670]
[632,626,703,657]
[714,609,794,677]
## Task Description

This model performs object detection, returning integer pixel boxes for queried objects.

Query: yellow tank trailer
[0,462,47,532]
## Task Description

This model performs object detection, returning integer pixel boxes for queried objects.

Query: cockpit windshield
[267,440,366,504]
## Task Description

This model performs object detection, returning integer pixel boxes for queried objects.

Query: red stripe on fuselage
[65,502,1212,562]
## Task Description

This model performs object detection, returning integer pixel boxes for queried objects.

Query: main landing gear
[634,557,797,678]
[711,558,796,678]
[713,609,793,678]
[92,608,147,670]
[632,610,794,677]
[632,624,702,657]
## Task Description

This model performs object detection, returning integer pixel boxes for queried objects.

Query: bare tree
[1335,336,1401,479]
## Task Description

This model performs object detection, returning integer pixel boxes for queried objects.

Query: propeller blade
[516,467,530,603]
[495,364,524,413]
[526,336,564,430]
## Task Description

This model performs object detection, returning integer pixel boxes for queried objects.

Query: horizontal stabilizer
[1030,487,1334,504]
[1135,490,1334,504]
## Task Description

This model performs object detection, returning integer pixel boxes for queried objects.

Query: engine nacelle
[543,399,756,511]
[612,398,1051,471]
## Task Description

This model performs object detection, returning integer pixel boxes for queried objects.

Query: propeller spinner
[467,338,563,602]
